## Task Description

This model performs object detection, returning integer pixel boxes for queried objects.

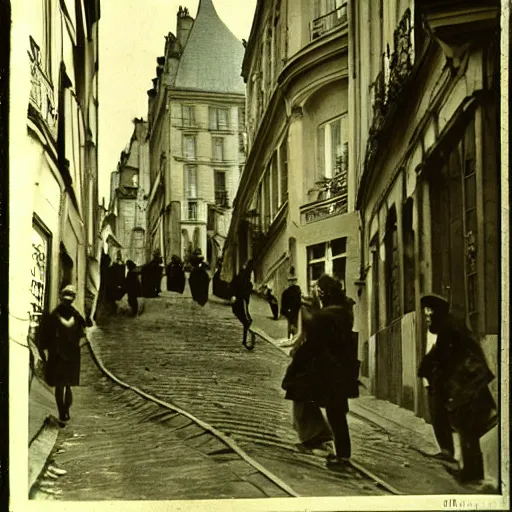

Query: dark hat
[420,294,449,313]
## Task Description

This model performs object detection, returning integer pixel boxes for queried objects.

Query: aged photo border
[6,0,510,510]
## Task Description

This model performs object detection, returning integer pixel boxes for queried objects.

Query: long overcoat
[189,263,210,306]
[166,262,186,294]
[418,316,497,438]
[39,304,86,387]
[282,305,359,408]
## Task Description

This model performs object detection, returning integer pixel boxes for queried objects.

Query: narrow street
[32,289,478,500]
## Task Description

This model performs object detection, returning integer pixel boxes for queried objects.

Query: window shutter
[317,126,325,179]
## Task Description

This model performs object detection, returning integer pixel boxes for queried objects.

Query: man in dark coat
[188,249,210,306]
[166,255,186,294]
[106,254,126,312]
[282,274,359,469]
[125,260,141,316]
[231,260,255,350]
[263,285,279,320]
[418,294,497,483]
[39,285,88,423]
[281,272,302,339]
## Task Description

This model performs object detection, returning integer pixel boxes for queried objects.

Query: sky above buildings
[99,0,257,203]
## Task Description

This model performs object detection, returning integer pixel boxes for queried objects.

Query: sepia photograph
[3,0,510,510]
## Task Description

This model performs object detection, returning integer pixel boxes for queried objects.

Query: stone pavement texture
[88,292,478,496]
[32,343,289,500]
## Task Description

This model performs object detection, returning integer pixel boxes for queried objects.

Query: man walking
[281,269,302,339]
[125,260,141,317]
[418,294,497,483]
[230,260,255,350]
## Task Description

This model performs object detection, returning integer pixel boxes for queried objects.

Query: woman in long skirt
[39,285,89,423]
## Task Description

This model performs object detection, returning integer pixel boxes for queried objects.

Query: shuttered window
[185,165,197,198]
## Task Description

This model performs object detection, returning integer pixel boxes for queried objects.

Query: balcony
[302,170,348,224]
[364,9,414,171]
[28,38,58,138]
[214,190,230,209]
[311,3,348,40]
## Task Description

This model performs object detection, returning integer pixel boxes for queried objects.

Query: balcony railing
[28,38,58,138]
[214,190,230,208]
[311,4,348,40]
[365,9,414,170]
[301,193,348,224]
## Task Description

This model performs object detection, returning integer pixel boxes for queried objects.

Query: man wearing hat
[39,285,89,424]
[280,268,302,339]
[418,294,497,483]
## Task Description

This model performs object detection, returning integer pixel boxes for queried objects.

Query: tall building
[351,0,500,480]
[146,0,246,268]
[221,0,359,314]
[107,118,150,266]
[8,0,101,484]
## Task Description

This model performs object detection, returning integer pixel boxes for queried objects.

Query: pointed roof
[174,0,245,94]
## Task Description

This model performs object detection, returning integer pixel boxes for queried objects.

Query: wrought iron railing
[365,9,414,170]
[311,4,348,40]
[301,194,348,224]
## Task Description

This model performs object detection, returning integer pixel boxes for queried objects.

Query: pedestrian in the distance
[39,285,89,424]
[282,274,360,470]
[106,253,126,313]
[166,255,186,294]
[281,269,302,339]
[264,284,279,320]
[418,294,497,484]
[212,258,232,301]
[231,260,255,350]
[125,260,141,317]
[188,249,210,306]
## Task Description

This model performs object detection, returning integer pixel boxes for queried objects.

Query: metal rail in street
[84,333,402,498]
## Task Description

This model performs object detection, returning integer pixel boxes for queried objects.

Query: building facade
[8,0,101,481]
[221,0,360,318]
[146,0,246,269]
[351,0,500,479]
[108,118,150,266]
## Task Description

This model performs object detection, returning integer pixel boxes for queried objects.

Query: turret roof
[174,0,245,94]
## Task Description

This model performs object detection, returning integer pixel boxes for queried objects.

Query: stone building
[8,0,101,485]
[351,0,500,481]
[107,118,150,266]
[146,0,246,269]
[221,0,359,315]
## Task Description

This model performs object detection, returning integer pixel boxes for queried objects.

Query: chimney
[176,6,194,49]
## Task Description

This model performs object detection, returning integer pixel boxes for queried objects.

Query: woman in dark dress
[166,255,186,294]
[188,249,210,306]
[282,274,359,469]
[39,285,88,423]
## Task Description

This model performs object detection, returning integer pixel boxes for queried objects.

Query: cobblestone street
[30,291,482,500]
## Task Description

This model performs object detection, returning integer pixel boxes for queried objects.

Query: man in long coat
[281,273,302,339]
[418,294,497,483]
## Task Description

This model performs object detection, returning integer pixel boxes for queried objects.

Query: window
[182,105,195,127]
[185,165,197,198]
[370,236,380,334]
[214,170,228,207]
[238,106,246,129]
[385,207,400,323]
[403,199,415,314]
[271,154,279,215]
[209,107,229,130]
[263,170,271,227]
[318,114,348,179]
[312,0,347,39]
[307,237,348,291]
[279,139,288,205]
[212,137,224,161]
[183,135,196,160]
[187,201,198,221]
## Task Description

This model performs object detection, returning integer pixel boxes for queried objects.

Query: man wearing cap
[418,294,497,483]
[281,270,302,339]
[39,285,89,424]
